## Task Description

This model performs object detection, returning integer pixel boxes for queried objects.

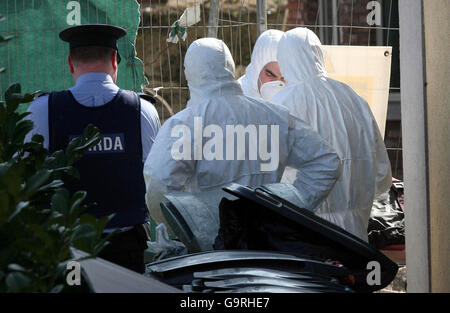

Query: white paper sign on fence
[322,45,392,138]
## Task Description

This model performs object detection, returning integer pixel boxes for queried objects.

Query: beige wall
[400,0,429,292]
[423,0,450,293]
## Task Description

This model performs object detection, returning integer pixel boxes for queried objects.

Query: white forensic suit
[237,29,284,99]
[143,38,342,227]
[272,27,392,241]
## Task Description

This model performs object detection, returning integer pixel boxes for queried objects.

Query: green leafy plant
[0,83,111,293]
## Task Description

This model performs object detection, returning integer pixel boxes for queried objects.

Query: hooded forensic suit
[272,28,392,241]
[237,29,284,99]
[143,38,342,227]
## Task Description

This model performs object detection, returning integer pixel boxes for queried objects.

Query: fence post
[208,0,220,38]
[318,0,325,42]
[331,0,339,45]
[256,0,267,37]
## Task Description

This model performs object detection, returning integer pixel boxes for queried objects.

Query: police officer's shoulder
[29,91,50,106]
[28,90,51,109]
[139,95,160,124]
[27,92,50,115]
[137,92,156,105]
[35,90,50,98]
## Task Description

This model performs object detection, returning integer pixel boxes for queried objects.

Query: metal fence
[136,0,258,121]
[136,0,402,179]
[0,0,402,179]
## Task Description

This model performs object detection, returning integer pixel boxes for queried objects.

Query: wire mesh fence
[136,0,259,122]
[0,0,402,179]
[136,0,402,179]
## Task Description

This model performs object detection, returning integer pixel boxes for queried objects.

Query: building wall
[287,0,318,27]
[400,0,450,292]
[339,0,378,45]
[422,0,450,293]
[399,0,429,292]
[286,0,379,45]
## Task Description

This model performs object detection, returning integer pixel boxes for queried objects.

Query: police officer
[26,24,161,273]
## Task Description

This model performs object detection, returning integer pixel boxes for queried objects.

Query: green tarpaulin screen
[0,0,146,111]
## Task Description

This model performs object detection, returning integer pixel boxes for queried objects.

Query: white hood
[277,27,327,84]
[144,37,341,230]
[184,38,242,106]
[272,28,392,241]
[238,29,284,98]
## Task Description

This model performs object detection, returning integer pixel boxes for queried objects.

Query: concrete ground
[378,266,407,293]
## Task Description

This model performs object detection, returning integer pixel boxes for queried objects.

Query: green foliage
[0,83,111,293]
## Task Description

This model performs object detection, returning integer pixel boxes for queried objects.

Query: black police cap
[59,24,127,63]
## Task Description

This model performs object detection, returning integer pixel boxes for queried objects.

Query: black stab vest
[48,89,148,228]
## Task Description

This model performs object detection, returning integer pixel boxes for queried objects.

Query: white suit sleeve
[143,120,196,225]
[285,115,342,210]
[372,118,392,197]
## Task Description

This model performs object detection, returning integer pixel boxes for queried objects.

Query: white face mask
[259,80,286,100]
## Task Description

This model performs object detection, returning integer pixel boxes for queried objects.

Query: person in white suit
[143,37,342,228]
[238,29,286,100]
[271,27,392,241]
